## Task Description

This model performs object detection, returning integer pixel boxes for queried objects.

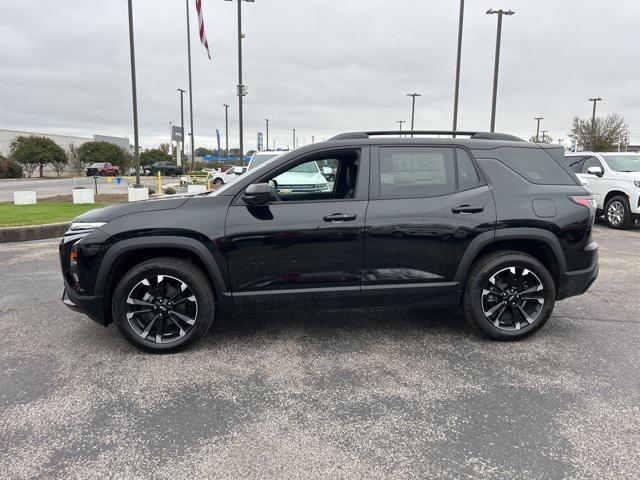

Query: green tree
[140,148,171,167]
[569,113,629,151]
[10,135,67,178]
[77,141,127,170]
[195,147,216,156]
[0,157,23,178]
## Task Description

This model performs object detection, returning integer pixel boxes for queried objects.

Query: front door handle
[323,213,357,223]
[451,205,484,214]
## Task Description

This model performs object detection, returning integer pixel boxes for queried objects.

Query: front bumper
[62,281,107,326]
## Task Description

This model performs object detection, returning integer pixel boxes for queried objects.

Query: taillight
[569,195,596,210]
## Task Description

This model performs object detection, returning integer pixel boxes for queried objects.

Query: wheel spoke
[127,298,154,307]
[141,314,159,338]
[485,300,507,317]
[517,304,534,325]
[170,310,196,326]
[156,315,164,343]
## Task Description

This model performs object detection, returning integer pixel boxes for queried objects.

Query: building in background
[0,128,130,174]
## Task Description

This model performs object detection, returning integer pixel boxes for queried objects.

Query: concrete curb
[0,222,69,243]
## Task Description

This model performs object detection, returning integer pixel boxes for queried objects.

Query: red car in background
[85,163,120,176]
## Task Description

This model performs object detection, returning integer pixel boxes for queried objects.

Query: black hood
[73,196,190,223]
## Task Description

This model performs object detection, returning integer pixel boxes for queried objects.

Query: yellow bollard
[157,171,162,196]
[207,179,212,190]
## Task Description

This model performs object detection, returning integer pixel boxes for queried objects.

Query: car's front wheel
[463,251,555,340]
[604,195,633,229]
[112,257,215,352]
[214,178,224,185]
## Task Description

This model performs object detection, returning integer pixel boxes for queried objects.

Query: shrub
[148,187,156,195]
[0,158,24,178]
[164,187,176,195]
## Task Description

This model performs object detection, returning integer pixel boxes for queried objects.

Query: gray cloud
[0,0,638,150]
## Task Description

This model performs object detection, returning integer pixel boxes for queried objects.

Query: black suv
[147,161,184,176]
[60,131,599,352]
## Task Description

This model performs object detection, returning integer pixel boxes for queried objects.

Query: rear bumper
[556,243,599,300]
[62,282,108,326]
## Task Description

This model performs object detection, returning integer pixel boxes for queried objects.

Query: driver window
[264,150,359,202]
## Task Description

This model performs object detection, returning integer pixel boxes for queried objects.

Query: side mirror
[242,183,274,205]
[587,166,603,177]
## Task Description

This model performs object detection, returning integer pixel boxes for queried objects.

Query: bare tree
[569,113,629,151]
[68,143,85,175]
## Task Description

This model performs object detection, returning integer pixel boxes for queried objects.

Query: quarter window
[456,148,481,190]
[566,156,585,173]
[581,156,603,173]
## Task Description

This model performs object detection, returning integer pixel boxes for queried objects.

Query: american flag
[195,0,211,59]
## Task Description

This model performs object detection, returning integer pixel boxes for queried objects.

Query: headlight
[634,180,640,188]
[69,222,106,232]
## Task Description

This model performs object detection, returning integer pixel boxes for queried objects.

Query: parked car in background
[565,151,640,228]
[61,130,598,352]
[246,151,284,171]
[147,161,184,176]
[209,165,247,185]
[85,163,120,177]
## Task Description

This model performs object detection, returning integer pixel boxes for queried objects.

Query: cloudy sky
[1,0,638,151]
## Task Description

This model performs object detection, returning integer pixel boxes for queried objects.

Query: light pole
[225,0,254,163]
[589,97,602,148]
[534,116,543,142]
[486,8,515,132]
[169,121,174,160]
[396,120,405,137]
[265,118,269,151]
[223,104,230,158]
[127,0,140,186]
[184,0,195,171]
[407,93,421,137]
[452,0,465,134]
[292,128,295,149]
[177,88,185,159]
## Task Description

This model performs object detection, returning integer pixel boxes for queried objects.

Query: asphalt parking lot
[1,222,639,479]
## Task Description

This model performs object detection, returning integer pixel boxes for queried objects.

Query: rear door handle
[323,213,357,223]
[451,205,484,214]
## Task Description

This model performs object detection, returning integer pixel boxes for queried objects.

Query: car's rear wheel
[463,251,555,340]
[112,257,215,352]
[214,178,224,185]
[604,195,633,229]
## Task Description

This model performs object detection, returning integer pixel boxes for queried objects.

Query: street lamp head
[177,88,186,93]
[589,97,602,102]
[223,103,230,108]
[486,8,515,15]
[407,93,421,97]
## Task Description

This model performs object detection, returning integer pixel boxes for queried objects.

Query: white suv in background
[565,152,640,229]
[210,165,246,185]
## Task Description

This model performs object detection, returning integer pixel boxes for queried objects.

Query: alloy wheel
[607,201,625,226]
[125,275,198,344]
[481,266,545,331]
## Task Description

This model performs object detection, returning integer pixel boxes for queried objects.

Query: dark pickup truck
[147,161,184,176]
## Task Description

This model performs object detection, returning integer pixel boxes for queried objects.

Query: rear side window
[566,156,585,173]
[472,146,576,185]
[456,149,481,190]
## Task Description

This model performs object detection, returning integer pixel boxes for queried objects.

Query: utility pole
[452,0,465,134]
[223,103,230,158]
[185,0,195,170]
[396,120,405,137]
[127,0,141,186]
[534,116,543,142]
[589,97,602,149]
[407,93,421,137]
[169,121,174,160]
[486,8,515,132]
[177,88,185,158]
[265,118,269,151]
[292,128,295,149]
[226,0,254,164]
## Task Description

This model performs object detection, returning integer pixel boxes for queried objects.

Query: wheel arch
[455,229,566,293]
[603,189,631,208]
[95,236,231,324]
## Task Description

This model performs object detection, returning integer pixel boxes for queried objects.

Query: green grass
[0,202,106,227]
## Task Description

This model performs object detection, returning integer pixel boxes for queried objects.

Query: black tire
[112,257,215,353]
[214,178,224,185]
[463,250,555,340]
[604,195,633,229]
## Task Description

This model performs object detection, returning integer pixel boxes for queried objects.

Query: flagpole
[127,0,140,187]
[186,0,195,171]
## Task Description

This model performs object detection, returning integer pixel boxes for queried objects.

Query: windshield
[249,153,280,170]
[604,154,640,172]
[290,161,320,173]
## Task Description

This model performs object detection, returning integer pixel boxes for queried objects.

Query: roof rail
[328,130,524,142]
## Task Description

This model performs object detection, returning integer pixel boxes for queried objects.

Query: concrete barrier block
[13,191,37,205]
[128,187,149,202]
[72,189,95,204]
[187,184,207,194]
